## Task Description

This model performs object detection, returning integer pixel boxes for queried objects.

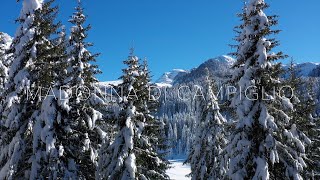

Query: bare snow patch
[166,159,191,180]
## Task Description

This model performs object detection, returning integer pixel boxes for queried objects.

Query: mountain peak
[155,69,188,87]
[154,55,236,86]
[215,55,236,65]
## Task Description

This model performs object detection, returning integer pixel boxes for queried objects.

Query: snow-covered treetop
[21,0,43,17]
[66,0,101,87]
[0,33,12,50]
[230,0,287,73]
[246,0,268,29]
[247,0,265,10]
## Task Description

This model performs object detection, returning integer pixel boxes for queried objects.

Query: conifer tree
[98,51,169,180]
[0,33,12,93]
[30,0,106,179]
[303,79,320,179]
[0,0,62,178]
[135,58,170,179]
[29,12,72,179]
[63,1,106,178]
[0,0,104,178]
[97,50,140,180]
[285,62,320,179]
[227,0,309,179]
[185,70,228,180]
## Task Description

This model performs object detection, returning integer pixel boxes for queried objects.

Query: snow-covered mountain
[101,55,319,87]
[283,62,320,77]
[174,55,235,84]
[299,62,320,76]
[155,69,188,87]
[155,55,235,86]
[99,54,233,88]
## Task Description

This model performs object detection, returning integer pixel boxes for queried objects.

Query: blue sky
[1,0,319,81]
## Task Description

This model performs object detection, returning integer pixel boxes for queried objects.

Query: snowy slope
[166,159,191,180]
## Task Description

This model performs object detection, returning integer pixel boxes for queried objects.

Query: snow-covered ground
[167,159,191,180]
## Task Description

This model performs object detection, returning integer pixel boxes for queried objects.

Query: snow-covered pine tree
[285,62,320,179]
[97,49,140,180]
[165,119,174,157]
[98,51,169,180]
[0,0,63,178]
[185,69,228,180]
[30,24,72,179]
[134,58,170,179]
[35,0,107,179]
[227,0,309,179]
[303,79,320,179]
[0,33,12,93]
[32,1,106,178]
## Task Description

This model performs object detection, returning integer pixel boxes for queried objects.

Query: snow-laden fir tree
[30,27,72,178]
[302,80,320,179]
[134,58,170,179]
[64,0,107,178]
[185,69,228,180]
[98,51,169,180]
[0,0,64,178]
[227,0,309,179]
[97,50,140,180]
[304,78,320,180]
[0,33,12,94]
[33,0,106,179]
[285,62,320,179]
